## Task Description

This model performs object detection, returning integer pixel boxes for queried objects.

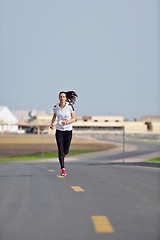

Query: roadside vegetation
[0,150,96,162]
[145,158,160,163]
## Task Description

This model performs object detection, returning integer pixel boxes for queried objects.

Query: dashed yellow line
[92,216,114,233]
[71,186,84,192]
[44,169,113,233]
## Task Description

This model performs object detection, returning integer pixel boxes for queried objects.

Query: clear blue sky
[0,0,159,119]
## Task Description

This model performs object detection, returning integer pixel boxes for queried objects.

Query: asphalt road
[0,149,160,240]
[94,137,160,160]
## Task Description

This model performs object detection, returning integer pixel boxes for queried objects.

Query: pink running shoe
[63,154,67,158]
[61,169,67,176]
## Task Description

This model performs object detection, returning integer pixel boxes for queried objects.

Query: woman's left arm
[62,112,76,125]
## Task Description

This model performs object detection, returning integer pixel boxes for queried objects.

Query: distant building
[73,115,147,133]
[1,107,160,134]
[12,110,30,122]
[0,106,18,133]
[140,113,160,132]
[28,114,160,134]
[12,109,48,122]
[140,113,160,122]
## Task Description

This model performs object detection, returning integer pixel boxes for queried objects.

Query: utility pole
[42,135,44,158]
[122,126,125,163]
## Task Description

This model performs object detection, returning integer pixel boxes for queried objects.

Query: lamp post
[122,126,125,163]
[0,120,7,135]
[42,134,44,158]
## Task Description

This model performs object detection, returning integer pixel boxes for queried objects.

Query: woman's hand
[50,123,54,129]
[61,113,76,125]
[61,121,68,125]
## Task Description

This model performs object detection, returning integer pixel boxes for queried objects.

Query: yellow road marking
[71,186,84,192]
[92,216,114,233]
[48,170,54,172]
[57,175,65,178]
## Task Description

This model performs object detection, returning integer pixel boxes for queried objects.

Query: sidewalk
[107,151,160,163]
[106,151,160,168]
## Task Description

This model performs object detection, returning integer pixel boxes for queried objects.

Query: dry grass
[0,134,102,144]
[0,134,116,159]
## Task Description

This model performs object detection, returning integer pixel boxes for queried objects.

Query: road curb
[106,162,160,168]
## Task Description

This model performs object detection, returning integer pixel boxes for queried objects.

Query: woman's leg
[63,130,72,156]
[55,130,65,169]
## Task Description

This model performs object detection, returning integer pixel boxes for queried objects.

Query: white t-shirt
[53,102,75,131]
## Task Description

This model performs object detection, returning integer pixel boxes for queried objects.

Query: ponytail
[59,91,78,104]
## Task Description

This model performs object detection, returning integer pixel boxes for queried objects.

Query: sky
[0,0,159,120]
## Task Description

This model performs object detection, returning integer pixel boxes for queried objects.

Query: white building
[0,106,18,133]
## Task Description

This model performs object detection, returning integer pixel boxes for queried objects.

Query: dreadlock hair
[59,91,78,104]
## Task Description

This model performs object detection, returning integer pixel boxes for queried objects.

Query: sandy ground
[0,134,117,159]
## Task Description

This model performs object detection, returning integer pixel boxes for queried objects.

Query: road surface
[0,141,160,240]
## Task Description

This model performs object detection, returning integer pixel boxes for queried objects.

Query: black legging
[55,129,72,169]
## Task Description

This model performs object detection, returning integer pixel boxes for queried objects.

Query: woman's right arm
[50,113,56,129]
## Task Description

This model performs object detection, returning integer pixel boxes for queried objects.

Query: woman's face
[59,93,67,103]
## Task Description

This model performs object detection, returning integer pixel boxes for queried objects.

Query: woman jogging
[50,91,78,176]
